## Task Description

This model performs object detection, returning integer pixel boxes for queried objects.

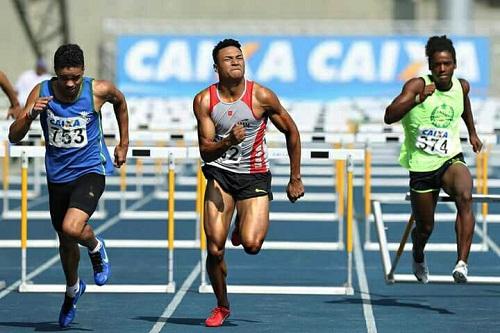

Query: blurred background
[1,0,500,138]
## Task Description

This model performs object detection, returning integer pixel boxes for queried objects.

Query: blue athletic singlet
[39,77,114,183]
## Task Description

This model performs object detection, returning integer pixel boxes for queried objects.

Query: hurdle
[12,146,182,293]
[198,148,364,295]
[0,143,106,220]
[363,134,498,252]
[372,192,500,284]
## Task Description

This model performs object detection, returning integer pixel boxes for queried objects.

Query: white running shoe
[412,257,429,284]
[452,260,468,283]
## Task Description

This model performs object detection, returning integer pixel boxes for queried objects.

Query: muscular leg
[236,196,270,255]
[61,208,98,249]
[58,232,80,286]
[204,179,235,309]
[442,163,475,262]
[410,191,439,262]
[59,208,98,286]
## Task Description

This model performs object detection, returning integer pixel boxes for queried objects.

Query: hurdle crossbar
[10,146,360,294]
[13,147,181,293]
[372,193,500,284]
[198,150,364,295]
[364,191,500,252]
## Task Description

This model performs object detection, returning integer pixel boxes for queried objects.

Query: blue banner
[116,35,489,99]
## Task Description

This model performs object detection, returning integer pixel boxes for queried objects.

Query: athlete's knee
[455,191,473,209]
[207,243,225,260]
[242,239,264,255]
[415,222,434,238]
[61,221,83,239]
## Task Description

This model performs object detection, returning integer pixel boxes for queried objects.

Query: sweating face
[55,66,84,98]
[215,46,245,81]
[429,51,456,88]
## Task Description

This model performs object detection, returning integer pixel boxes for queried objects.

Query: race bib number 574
[47,111,88,148]
[415,128,449,156]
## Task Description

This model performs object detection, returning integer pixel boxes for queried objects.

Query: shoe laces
[210,306,228,318]
[89,251,104,273]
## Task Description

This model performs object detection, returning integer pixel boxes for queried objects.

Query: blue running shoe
[88,237,111,286]
[59,280,86,328]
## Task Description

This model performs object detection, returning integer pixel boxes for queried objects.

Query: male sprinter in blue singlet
[193,39,304,327]
[9,44,129,327]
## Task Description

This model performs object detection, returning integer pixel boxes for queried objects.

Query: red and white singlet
[206,80,269,174]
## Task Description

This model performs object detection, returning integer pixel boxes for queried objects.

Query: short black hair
[54,44,84,70]
[212,39,242,64]
[425,35,456,64]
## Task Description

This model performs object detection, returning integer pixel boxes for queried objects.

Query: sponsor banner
[117,35,489,99]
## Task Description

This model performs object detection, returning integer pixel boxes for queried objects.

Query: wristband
[27,109,37,121]
[415,93,422,104]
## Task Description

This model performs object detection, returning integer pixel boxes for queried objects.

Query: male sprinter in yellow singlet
[385,35,482,284]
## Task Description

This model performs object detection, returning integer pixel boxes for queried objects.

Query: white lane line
[354,219,377,333]
[149,264,201,333]
[0,256,60,299]
[0,192,155,300]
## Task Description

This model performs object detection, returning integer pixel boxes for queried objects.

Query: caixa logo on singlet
[47,109,89,128]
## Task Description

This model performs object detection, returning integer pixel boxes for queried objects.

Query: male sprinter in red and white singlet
[193,38,304,327]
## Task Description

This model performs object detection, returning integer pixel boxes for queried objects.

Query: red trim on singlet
[208,84,219,113]
[242,81,257,118]
[250,119,269,173]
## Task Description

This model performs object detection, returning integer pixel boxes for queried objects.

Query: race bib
[47,111,88,148]
[415,128,450,156]
[220,145,242,164]
[215,135,242,164]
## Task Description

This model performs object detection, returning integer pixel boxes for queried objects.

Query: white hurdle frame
[362,133,498,252]
[372,193,500,284]
[198,148,364,295]
[8,146,363,294]
[0,143,106,220]
[11,146,185,293]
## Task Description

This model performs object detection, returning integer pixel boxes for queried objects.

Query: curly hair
[212,39,242,64]
[54,44,84,70]
[425,35,456,64]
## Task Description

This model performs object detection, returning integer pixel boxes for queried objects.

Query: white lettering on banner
[125,40,159,81]
[256,41,296,82]
[308,41,342,82]
[340,41,376,82]
[403,41,427,77]
[122,38,484,85]
[456,43,479,81]
[196,41,216,81]
[379,41,399,82]
[157,40,192,81]
[403,41,426,63]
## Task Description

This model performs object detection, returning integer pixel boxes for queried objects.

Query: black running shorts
[202,165,273,201]
[409,153,466,193]
[48,173,105,232]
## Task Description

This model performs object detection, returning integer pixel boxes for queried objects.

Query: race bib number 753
[47,111,88,148]
[415,128,449,156]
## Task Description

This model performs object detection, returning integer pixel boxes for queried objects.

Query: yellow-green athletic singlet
[399,75,464,172]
